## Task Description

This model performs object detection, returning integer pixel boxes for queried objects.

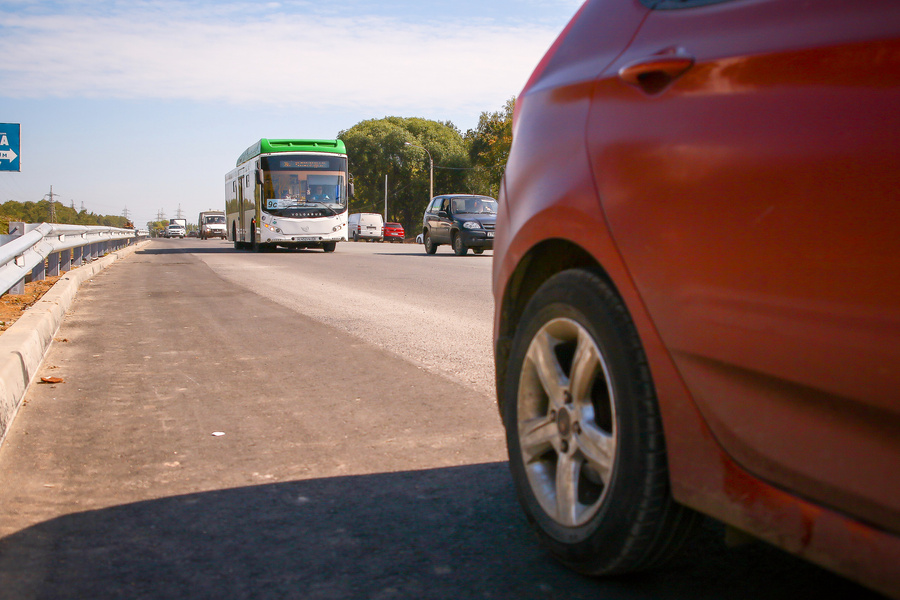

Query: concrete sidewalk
[0,242,147,448]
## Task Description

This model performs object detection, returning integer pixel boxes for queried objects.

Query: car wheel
[322,242,336,253]
[424,232,437,255]
[452,233,468,256]
[473,248,484,255]
[502,268,698,576]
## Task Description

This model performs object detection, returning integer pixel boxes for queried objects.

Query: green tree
[338,117,471,236]
[0,199,129,233]
[465,97,515,199]
[147,220,169,237]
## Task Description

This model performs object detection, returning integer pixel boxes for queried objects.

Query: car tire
[473,248,484,255]
[322,242,336,253]
[502,268,698,576]
[424,232,437,255]
[453,233,468,256]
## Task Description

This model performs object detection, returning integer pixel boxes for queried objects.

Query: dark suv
[422,194,497,255]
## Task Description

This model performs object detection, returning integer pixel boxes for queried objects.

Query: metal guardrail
[0,222,148,296]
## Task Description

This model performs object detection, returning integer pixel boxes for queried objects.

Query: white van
[348,213,384,242]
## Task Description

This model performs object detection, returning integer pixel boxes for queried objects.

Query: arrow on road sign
[0,149,17,162]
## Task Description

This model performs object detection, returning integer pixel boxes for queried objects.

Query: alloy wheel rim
[517,317,617,527]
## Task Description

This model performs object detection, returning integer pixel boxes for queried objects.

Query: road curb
[0,241,148,448]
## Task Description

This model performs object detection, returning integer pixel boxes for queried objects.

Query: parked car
[383,222,405,243]
[493,0,900,597]
[422,194,496,255]
[348,213,384,242]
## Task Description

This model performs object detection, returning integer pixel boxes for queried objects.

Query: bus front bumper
[261,228,347,245]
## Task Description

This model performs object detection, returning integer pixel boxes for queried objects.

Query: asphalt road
[194,238,496,398]
[0,239,884,599]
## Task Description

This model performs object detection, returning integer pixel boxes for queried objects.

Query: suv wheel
[424,232,437,254]
[503,269,698,576]
[453,233,468,256]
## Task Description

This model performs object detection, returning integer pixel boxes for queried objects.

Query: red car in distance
[493,0,900,596]
[383,222,405,243]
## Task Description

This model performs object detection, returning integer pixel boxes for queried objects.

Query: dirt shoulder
[0,276,63,333]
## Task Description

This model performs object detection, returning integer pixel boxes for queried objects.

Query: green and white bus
[226,139,351,252]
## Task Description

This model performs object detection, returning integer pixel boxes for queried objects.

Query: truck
[198,210,227,240]
[167,218,187,239]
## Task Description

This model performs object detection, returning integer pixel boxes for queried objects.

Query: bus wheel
[232,224,241,250]
[322,242,336,253]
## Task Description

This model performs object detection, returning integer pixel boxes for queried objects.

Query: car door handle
[618,52,694,95]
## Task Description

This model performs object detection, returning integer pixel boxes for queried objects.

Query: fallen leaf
[39,377,63,384]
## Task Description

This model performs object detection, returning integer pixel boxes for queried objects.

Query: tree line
[0,200,131,234]
[339,97,514,236]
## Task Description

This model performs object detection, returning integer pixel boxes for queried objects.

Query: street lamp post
[405,142,433,203]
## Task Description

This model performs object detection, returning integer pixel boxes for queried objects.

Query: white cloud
[0,7,559,117]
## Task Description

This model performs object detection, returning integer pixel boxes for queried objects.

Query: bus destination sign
[280,160,330,169]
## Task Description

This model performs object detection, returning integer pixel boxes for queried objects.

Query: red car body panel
[494,0,900,594]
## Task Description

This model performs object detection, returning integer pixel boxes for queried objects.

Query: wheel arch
[495,238,615,413]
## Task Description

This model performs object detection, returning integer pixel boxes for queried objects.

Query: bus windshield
[204,215,225,224]
[261,154,348,216]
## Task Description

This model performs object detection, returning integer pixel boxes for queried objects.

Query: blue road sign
[0,124,20,172]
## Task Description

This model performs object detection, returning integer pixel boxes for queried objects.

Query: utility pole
[405,142,433,204]
[384,174,388,222]
[176,204,184,220]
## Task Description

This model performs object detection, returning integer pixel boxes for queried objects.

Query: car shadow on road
[0,463,877,600]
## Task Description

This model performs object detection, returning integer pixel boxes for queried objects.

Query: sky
[0,0,581,228]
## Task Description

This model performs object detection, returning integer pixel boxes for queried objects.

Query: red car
[383,222,405,243]
[493,0,900,596]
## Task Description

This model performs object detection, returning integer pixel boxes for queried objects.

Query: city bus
[226,138,351,252]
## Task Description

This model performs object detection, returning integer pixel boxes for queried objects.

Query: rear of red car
[383,222,405,243]
[494,0,900,595]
